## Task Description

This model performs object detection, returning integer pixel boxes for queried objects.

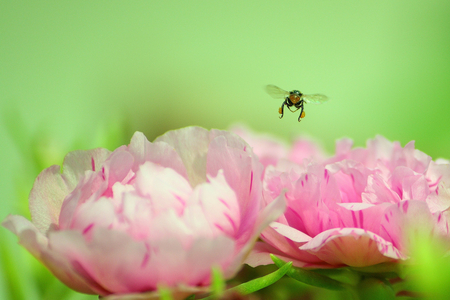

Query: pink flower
[2,127,285,299]
[246,135,450,269]
[231,125,326,169]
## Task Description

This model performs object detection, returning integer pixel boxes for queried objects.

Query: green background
[1,1,450,299]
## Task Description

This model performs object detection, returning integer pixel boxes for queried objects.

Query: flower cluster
[3,126,450,299]
[240,130,450,269]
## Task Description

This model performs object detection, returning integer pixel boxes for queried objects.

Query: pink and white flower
[247,135,450,269]
[2,127,285,299]
[231,125,326,169]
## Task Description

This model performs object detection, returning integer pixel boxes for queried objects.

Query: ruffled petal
[30,149,110,233]
[62,148,112,187]
[228,189,287,275]
[270,221,311,243]
[245,241,328,269]
[128,132,188,179]
[29,166,71,233]
[300,228,406,267]
[206,132,264,243]
[230,125,289,168]
[47,228,149,295]
[189,170,240,237]
[2,215,97,294]
[134,162,192,215]
[154,127,210,187]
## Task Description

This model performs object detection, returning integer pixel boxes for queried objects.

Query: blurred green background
[1,1,450,299]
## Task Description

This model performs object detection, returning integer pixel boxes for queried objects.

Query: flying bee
[265,84,329,122]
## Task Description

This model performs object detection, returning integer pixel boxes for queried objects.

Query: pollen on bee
[300,111,305,118]
[278,107,283,114]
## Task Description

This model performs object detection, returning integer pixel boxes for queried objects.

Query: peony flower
[230,125,326,169]
[246,135,450,269]
[2,127,285,299]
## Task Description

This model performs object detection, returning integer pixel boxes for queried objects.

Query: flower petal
[154,127,210,187]
[2,215,98,294]
[270,221,311,243]
[230,125,289,168]
[135,162,192,215]
[128,131,187,179]
[189,170,240,238]
[30,148,111,233]
[245,241,328,269]
[29,166,71,233]
[206,132,264,241]
[62,148,112,187]
[300,228,406,267]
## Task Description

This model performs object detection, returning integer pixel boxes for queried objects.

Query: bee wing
[265,84,289,99]
[303,94,329,104]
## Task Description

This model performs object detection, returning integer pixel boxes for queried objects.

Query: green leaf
[199,262,292,299]
[408,234,450,298]
[209,267,225,298]
[228,260,292,295]
[314,267,360,286]
[270,255,346,291]
[356,277,395,300]
[350,263,403,279]
[158,286,174,300]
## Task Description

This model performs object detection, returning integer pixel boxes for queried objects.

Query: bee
[265,84,329,122]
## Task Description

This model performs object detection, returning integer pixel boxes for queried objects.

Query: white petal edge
[269,221,311,243]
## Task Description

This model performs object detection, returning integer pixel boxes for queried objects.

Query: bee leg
[297,104,304,122]
[279,101,286,119]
